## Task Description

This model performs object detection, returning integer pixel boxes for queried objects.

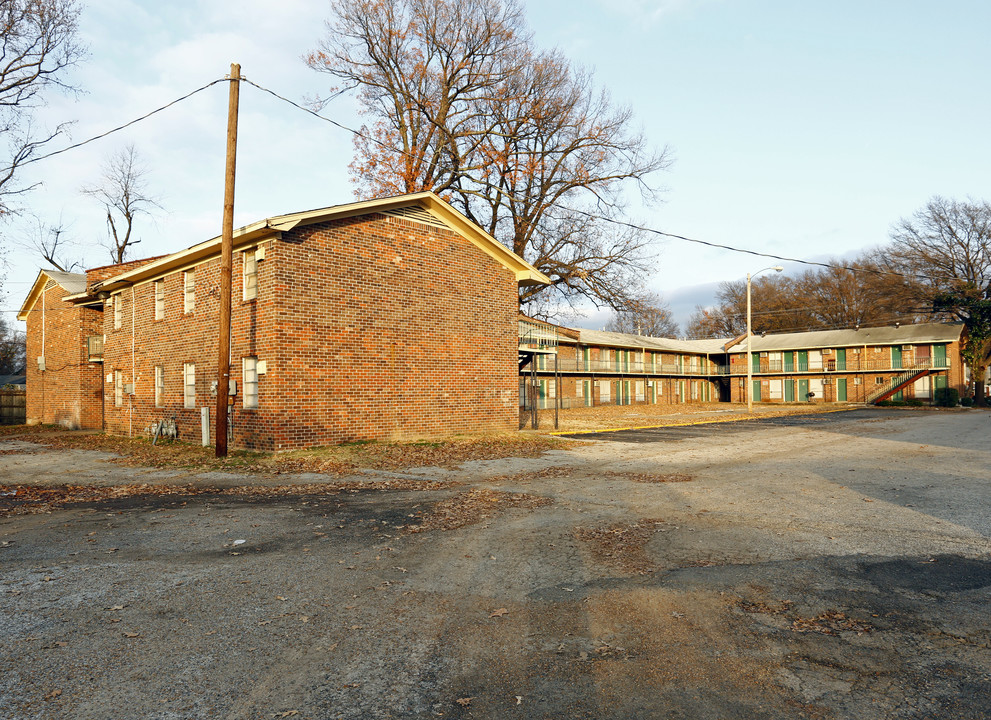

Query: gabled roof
[91,192,550,294]
[17,270,88,320]
[723,322,964,353]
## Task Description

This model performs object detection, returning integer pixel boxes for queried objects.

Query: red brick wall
[100,212,520,449]
[24,283,104,428]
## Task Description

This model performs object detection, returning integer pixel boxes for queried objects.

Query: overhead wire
[241,77,947,286]
[0,78,228,175]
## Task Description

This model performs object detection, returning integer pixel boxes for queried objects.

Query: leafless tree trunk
[81,144,161,265]
[19,212,81,271]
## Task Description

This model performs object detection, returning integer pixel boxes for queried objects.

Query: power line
[0,77,227,175]
[243,77,948,286]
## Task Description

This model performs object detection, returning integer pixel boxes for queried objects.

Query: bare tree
[308,0,670,314]
[81,144,161,264]
[0,313,26,374]
[881,196,991,404]
[20,212,81,271]
[0,0,85,217]
[605,291,679,338]
[683,252,926,340]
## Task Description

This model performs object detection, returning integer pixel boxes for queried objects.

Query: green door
[799,378,809,401]
[933,344,947,368]
[784,352,794,371]
[836,348,846,371]
[892,388,904,401]
[934,374,947,391]
[752,353,761,372]
[752,380,762,402]
[891,346,902,369]
[798,351,809,372]
[785,379,795,402]
[837,378,847,401]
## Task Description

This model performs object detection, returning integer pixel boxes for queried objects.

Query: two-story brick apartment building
[20,192,549,449]
[519,319,969,409]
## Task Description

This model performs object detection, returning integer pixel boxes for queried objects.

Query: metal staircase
[866,361,937,404]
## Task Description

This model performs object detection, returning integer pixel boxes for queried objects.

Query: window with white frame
[154,366,164,407]
[242,357,259,409]
[243,250,258,301]
[114,370,123,406]
[183,270,195,313]
[183,363,195,408]
[154,280,164,320]
[113,295,122,330]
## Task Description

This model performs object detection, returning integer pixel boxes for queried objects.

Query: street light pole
[746,266,784,413]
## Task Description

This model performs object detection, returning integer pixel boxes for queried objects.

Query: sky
[3,0,991,334]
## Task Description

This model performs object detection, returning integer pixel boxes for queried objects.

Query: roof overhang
[91,192,550,294]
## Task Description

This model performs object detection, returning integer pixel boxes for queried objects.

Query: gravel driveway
[1,409,990,719]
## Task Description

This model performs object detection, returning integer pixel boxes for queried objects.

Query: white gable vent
[382,205,447,228]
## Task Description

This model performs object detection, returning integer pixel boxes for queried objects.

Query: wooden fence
[0,390,26,425]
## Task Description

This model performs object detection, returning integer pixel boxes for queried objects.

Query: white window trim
[154,366,164,407]
[154,280,164,320]
[183,270,195,314]
[243,250,258,301]
[113,295,122,330]
[242,357,259,409]
[183,363,196,409]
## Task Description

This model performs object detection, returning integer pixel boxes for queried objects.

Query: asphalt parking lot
[2,409,990,719]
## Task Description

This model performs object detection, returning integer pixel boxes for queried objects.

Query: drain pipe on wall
[130,286,135,437]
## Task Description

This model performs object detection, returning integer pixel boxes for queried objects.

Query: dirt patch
[574,520,667,575]
[604,471,694,483]
[405,488,552,533]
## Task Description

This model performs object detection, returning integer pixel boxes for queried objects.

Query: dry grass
[531,402,855,433]
[1,427,566,476]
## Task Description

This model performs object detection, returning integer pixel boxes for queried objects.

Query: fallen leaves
[17,430,564,476]
[603,471,694,484]
[489,608,509,618]
[574,520,667,575]
[455,697,473,707]
[791,611,875,636]
[405,489,551,533]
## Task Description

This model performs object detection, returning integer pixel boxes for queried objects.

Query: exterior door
[784,352,794,371]
[785,379,795,402]
[752,380,762,402]
[799,378,809,401]
[752,353,761,371]
[837,378,847,401]
[933,344,947,368]
[798,351,809,372]
[836,348,846,371]
[891,346,902,369]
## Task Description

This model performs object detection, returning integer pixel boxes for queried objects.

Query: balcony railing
[526,355,950,378]
[736,358,949,374]
[519,319,558,351]
[533,358,725,375]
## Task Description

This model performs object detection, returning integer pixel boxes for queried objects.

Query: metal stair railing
[865,360,935,403]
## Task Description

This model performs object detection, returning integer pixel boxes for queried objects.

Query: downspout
[41,285,46,422]
[130,286,135,437]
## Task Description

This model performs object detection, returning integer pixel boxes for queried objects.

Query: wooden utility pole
[216,63,240,457]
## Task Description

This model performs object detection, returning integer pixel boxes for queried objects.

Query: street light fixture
[747,265,784,412]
